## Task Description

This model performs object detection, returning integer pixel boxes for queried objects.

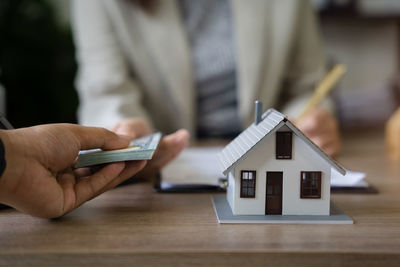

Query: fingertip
[89,127,130,151]
[174,129,190,145]
[105,132,131,150]
[162,129,189,146]
[117,134,132,142]
[176,128,190,136]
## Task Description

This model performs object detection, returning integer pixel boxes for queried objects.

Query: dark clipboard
[153,173,226,193]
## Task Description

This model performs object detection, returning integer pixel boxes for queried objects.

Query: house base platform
[212,195,353,224]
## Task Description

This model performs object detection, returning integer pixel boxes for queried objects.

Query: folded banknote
[75,132,162,168]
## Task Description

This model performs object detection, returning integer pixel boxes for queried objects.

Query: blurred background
[0,0,76,127]
[0,0,399,129]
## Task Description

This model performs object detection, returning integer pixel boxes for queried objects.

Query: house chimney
[254,100,263,125]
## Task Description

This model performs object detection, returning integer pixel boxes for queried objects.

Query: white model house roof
[217,108,346,176]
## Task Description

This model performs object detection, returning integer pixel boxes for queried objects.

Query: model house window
[276,132,292,159]
[240,171,256,198]
[300,171,321,198]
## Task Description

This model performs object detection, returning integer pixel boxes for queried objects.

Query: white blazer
[72,0,326,135]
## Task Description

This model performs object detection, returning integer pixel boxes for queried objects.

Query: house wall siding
[232,126,331,215]
[227,170,235,212]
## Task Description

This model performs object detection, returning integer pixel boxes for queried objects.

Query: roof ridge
[261,108,284,121]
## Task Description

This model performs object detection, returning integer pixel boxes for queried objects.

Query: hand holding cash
[75,132,162,168]
[75,130,190,177]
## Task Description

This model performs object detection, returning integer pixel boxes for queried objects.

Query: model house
[217,102,346,216]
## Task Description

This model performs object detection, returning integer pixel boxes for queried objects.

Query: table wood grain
[1,131,400,266]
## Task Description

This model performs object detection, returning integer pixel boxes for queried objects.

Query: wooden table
[1,131,400,266]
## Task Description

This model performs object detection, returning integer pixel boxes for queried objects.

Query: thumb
[69,125,131,151]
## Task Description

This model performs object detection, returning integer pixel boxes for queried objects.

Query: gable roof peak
[217,107,346,176]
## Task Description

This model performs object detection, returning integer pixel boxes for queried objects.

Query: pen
[296,64,347,122]
[0,115,14,130]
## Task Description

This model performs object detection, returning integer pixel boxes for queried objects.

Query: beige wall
[321,19,397,94]
[320,18,398,127]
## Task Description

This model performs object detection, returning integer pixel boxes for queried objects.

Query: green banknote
[75,132,162,168]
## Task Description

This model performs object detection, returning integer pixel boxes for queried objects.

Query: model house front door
[266,172,283,215]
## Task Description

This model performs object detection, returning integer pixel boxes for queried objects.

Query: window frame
[300,171,322,199]
[240,170,257,198]
[276,131,292,160]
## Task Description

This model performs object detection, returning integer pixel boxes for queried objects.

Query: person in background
[0,124,188,218]
[72,0,341,156]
